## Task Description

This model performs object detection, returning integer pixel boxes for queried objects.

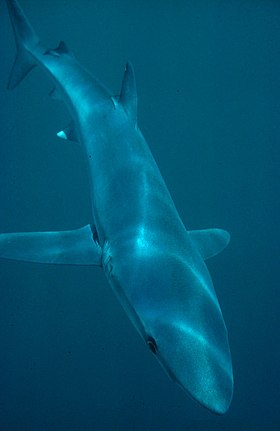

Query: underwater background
[0,0,279,429]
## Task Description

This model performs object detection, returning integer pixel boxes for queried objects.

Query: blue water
[0,0,279,429]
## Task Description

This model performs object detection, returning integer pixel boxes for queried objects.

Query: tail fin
[6,0,39,89]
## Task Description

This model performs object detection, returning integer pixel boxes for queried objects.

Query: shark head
[110,246,234,416]
[144,317,233,415]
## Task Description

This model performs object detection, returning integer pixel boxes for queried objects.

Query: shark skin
[1,0,233,414]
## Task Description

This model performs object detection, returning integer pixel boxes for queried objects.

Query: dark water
[0,0,279,429]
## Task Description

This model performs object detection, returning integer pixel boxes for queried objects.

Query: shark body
[2,0,233,414]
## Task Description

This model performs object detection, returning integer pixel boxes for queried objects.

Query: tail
[6,0,39,89]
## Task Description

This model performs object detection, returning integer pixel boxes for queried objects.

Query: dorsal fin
[119,62,137,125]
[189,228,230,260]
[44,40,72,57]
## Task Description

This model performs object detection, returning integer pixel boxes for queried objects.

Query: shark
[1,0,233,415]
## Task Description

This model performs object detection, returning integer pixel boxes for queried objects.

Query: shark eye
[147,336,157,354]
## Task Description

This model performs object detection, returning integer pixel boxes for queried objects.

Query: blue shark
[1,0,233,414]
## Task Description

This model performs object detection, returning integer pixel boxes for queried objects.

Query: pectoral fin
[0,224,102,266]
[189,228,230,260]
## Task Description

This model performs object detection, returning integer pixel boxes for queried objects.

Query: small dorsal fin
[189,228,230,260]
[119,62,137,125]
[44,40,72,57]
[57,121,79,143]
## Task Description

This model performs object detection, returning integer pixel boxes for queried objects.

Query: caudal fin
[6,0,39,88]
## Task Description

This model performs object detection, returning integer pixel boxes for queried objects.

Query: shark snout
[149,319,233,415]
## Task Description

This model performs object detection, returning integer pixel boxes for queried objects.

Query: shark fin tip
[57,121,78,143]
[57,130,67,140]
